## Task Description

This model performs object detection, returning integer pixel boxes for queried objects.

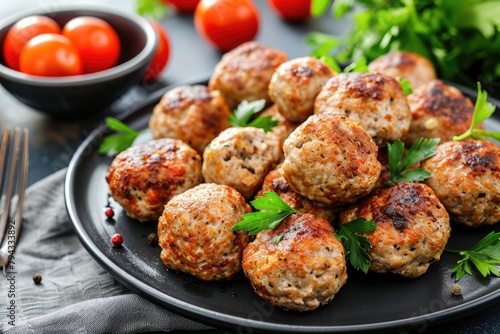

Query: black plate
[65,80,500,333]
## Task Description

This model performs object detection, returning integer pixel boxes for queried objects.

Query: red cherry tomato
[267,0,311,21]
[161,0,200,13]
[194,0,260,52]
[19,33,83,77]
[2,15,61,71]
[143,21,170,81]
[62,16,121,73]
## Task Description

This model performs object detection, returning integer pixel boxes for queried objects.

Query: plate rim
[64,79,500,333]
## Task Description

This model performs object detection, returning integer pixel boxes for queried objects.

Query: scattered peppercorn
[33,273,42,284]
[450,283,462,296]
[147,233,158,246]
[111,233,123,247]
[104,207,115,219]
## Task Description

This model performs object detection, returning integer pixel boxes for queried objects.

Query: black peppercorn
[147,233,158,246]
[33,273,42,284]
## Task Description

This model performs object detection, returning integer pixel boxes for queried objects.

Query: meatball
[404,80,476,146]
[208,41,288,110]
[256,165,337,224]
[242,213,347,311]
[268,56,335,123]
[259,104,298,151]
[106,138,202,222]
[158,183,251,281]
[339,182,450,278]
[149,85,231,154]
[282,114,381,207]
[422,140,500,227]
[202,127,282,200]
[314,72,412,147]
[368,51,437,90]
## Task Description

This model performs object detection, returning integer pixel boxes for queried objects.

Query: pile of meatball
[105,41,500,312]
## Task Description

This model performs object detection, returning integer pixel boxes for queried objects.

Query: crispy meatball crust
[314,72,412,147]
[404,80,476,146]
[368,51,437,90]
[259,104,298,151]
[422,140,500,227]
[202,127,282,200]
[268,56,335,123]
[282,114,381,207]
[148,85,232,154]
[339,182,451,278]
[256,165,337,223]
[158,183,251,281]
[242,213,347,311]
[106,138,202,222]
[208,41,288,110]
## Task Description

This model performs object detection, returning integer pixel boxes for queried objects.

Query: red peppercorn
[104,207,114,218]
[111,233,123,247]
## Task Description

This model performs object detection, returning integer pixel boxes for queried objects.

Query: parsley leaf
[98,117,143,154]
[229,99,279,133]
[311,0,330,17]
[135,0,169,19]
[232,192,300,235]
[453,82,498,141]
[446,231,500,281]
[343,56,369,73]
[396,77,413,95]
[384,138,439,186]
[335,218,376,273]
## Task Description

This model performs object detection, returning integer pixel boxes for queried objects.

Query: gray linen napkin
[0,169,219,333]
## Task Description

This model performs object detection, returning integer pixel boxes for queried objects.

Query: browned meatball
[404,80,476,146]
[259,104,298,152]
[314,72,412,147]
[242,213,347,311]
[149,85,232,154]
[368,51,437,90]
[202,127,282,200]
[339,182,450,278]
[282,114,381,207]
[422,140,500,227]
[256,165,337,223]
[208,41,288,110]
[158,183,251,281]
[268,56,335,123]
[106,138,202,222]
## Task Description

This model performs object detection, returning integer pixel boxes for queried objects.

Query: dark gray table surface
[1,1,499,333]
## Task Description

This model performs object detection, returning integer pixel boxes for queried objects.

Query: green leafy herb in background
[335,218,376,274]
[446,231,500,281]
[453,82,499,141]
[384,138,439,186]
[229,99,279,133]
[306,0,500,96]
[136,0,169,19]
[98,117,143,154]
[396,77,413,95]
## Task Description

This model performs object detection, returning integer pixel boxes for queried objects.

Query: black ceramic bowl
[0,5,157,118]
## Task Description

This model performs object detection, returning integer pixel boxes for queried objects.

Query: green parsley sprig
[232,192,300,235]
[453,82,499,141]
[446,231,500,281]
[336,218,376,274]
[98,117,144,154]
[232,191,376,273]
[384,138,440,186]
[229,99,279,133]
[396,77,413,96]
[135,0,169,19]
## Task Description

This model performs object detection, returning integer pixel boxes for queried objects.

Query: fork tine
[0,128,21,245]
[0,129,10,190]
[0,128,29,269]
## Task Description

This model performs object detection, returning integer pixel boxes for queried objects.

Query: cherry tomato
[267,0,311,21]
[143,21,170,81]
[194,0,260,52]
[2,15,60,71]
[19,33,83,77]
[62,16,121,73]
[161,0,200,13]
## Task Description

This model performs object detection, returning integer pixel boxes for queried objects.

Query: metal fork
[0,128,29,269]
